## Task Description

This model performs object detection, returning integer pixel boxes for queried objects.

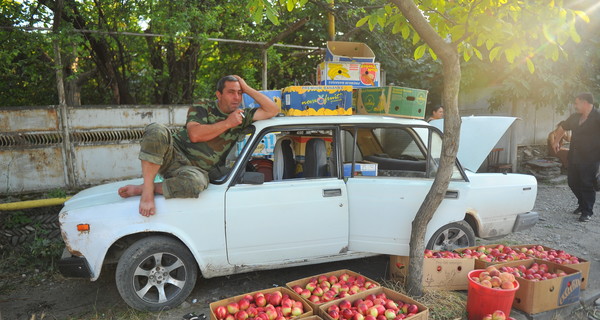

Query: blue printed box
[242,90,282,110]
[282,86,353,116]
[343,161,378,177]
[236,133,277,158]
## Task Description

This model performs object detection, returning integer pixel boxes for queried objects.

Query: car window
[236,127,338,183]
[342,125,464,180]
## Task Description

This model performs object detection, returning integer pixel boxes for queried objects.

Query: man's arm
[234,75,279,121]
[552,125,566,154]
[187,110,244,143]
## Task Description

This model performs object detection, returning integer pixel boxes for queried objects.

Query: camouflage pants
[139,123,209,198]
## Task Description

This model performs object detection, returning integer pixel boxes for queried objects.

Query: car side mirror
[239,172,264,185]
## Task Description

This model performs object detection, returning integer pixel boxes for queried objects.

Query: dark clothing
[561,108,600,216]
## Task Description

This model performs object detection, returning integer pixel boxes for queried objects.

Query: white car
[57,115,538,311]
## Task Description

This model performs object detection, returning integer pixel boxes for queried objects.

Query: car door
[342,125,470,256]
[225,127,349,265]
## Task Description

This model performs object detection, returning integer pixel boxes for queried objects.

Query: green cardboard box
[356,86,428,119]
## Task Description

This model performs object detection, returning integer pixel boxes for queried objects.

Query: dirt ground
[1,181,599,320]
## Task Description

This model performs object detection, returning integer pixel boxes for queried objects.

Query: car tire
[426,221,475,251]
[115,235,198,311]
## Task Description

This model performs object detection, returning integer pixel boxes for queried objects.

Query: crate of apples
[319,287,428,320]
[210,287,312,320]
[287,270,380,309]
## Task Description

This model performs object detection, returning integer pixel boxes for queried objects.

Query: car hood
[62,178,142,212]
[430,116,517,172]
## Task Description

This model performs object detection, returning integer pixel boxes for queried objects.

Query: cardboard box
[236,132,277,158]
[242,90,282,110]
[317,62,380,88]
[325,41,376,62]
[390,254,475,290]
[286,269,381,317]
[510,244,591,290]
[493,259,582,314]
[319,287,429,320]
[343,161,378,177]
[356,86,428,119]
[209,287,313,320]
[455,244,590,289]
[282,86,353,116]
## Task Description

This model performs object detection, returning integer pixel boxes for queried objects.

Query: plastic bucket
[466,269,519,320]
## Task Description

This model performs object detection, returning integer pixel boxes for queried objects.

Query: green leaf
[569,24,581,43]
[414,44,427,60]
[449,25,465,41]
[392,21,401,34]
[429,48,438,60]
[573,10,590,23]
[473,47,483,60]
[505,48,516,63]
[286,0,294,12]
[486,39,494,51]
[489,46,502,62]
[412,32,420,45]
[356,16,369,28]
[551,45,560,61]
[526,57,535,73]
[265,4,279,25]
[402,24,410,39]
[463,47,472,62]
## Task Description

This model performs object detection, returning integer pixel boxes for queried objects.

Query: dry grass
[380,279,467,320]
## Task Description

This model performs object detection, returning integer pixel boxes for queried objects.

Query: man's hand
[233,75,249,93]
[225,108,245,128]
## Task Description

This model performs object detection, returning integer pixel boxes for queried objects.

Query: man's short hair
[576,92,594,105]
[216,75,239,93]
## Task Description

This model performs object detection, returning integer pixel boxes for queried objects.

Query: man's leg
[567,163,583,212]
[118,123,173,216]
[578,162,598,221]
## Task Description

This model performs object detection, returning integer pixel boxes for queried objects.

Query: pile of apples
[213,291,307,320]
[290,273,378,305]
[460,245,581,265]
[481,310,516,320]
[423,249,462,258]
[470,266,518,289]
[498,262,568,281]
[325,292,421,320]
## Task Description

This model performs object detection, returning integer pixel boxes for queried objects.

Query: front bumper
[512,211,539,232]
[58,249,93,278]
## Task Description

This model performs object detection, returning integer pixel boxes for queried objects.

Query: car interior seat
[273,136,296,180]
[303,138,328,178]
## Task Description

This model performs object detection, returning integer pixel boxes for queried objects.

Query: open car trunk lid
[430,116,517,172]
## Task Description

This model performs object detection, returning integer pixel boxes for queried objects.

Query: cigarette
[240,111,245,119]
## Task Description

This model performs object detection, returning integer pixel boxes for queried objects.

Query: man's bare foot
[118,185,142,198]
[139,191,156,217]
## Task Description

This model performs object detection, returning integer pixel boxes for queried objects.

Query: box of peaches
[210,287,313,320]
[286,270,380,317]
[456,244,590,289]
[492,259,582,314]
[389,250,475,290]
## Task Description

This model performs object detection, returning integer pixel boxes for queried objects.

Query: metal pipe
[0,197,71,211]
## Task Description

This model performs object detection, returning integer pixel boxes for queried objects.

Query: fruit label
[558,273,581,306]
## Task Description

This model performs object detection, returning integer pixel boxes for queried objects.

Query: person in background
[547,122,571,168]
[552,92,600,222]
[118,75,279,217]
[427,105,444,122]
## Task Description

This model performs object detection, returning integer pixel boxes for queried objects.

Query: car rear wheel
[426,221,475,251]
[115,236,198,311]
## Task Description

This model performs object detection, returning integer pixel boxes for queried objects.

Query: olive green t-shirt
[173,101,257,171]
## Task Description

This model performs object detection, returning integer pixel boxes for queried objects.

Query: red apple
[215,306,228,320]
[235,310,248,320]
[227,302,240,315]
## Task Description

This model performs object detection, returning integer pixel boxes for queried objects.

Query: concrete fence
[1,105,190,195]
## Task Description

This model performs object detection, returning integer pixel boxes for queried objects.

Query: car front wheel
[115,235,198,311]
[426,221,475,251]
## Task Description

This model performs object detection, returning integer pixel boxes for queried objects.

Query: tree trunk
[392,0,462,297]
